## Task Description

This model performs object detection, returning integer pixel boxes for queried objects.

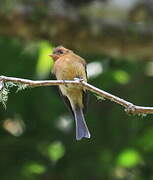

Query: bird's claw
[74,78,84,83]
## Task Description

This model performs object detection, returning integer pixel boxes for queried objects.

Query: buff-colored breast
[53,53,87,81]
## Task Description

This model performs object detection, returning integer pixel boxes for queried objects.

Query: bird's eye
[57,49,64,54]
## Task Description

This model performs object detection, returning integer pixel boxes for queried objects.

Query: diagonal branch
[0,75,153,115]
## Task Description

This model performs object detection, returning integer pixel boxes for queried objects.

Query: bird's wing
[82,90,88,114]
[58,88,75,117]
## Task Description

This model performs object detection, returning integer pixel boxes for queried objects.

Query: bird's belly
[60,84,81,96]
[60,85,83,106]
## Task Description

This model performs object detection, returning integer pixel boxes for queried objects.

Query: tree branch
[0,75,153,115]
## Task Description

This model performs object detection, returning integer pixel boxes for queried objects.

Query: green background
[1,0,153,180]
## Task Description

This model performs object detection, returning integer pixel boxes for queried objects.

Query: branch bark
[1,75,153,115]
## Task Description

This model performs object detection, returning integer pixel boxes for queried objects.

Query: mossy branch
[0,75,153,115]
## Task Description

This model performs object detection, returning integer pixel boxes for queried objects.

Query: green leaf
[116,149,141,168]
[47,141,65,162]
[36,41,53,78]
[23,162,46,175]
[113,70,130,84]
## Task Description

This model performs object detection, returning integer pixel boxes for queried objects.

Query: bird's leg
[74,77,84,83]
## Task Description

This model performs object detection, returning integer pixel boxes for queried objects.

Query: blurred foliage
[23,162,46,176]
[47,141,65,162]
[113,70,130,85]
[116,149,141,168]
[1,1,153,180]
[1,36,153,180]
[36,41,53,79]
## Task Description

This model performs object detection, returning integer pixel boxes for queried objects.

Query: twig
[0,75,153,115]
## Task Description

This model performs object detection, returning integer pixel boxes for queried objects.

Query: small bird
[49,46,90,140]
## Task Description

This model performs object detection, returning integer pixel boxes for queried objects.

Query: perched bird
[49,46,90,140]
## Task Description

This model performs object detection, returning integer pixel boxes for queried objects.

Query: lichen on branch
[0,79,29,108]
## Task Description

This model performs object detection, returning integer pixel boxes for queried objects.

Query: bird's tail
[73,105,91,140]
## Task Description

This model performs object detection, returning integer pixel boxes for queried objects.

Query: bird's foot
[74,77,84,83]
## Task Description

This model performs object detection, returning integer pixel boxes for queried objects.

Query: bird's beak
[49,53,59,61]
[48,54,53,58]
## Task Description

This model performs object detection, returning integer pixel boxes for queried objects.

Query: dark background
[1,0,153,180]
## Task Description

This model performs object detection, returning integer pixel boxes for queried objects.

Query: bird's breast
[53,58,86,81]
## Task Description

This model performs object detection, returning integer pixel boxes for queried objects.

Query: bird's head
[49,46,71,61]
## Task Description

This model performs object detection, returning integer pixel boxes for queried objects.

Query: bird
[49,46,90,140]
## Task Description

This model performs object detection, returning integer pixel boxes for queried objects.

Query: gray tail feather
[74,106,91,140]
